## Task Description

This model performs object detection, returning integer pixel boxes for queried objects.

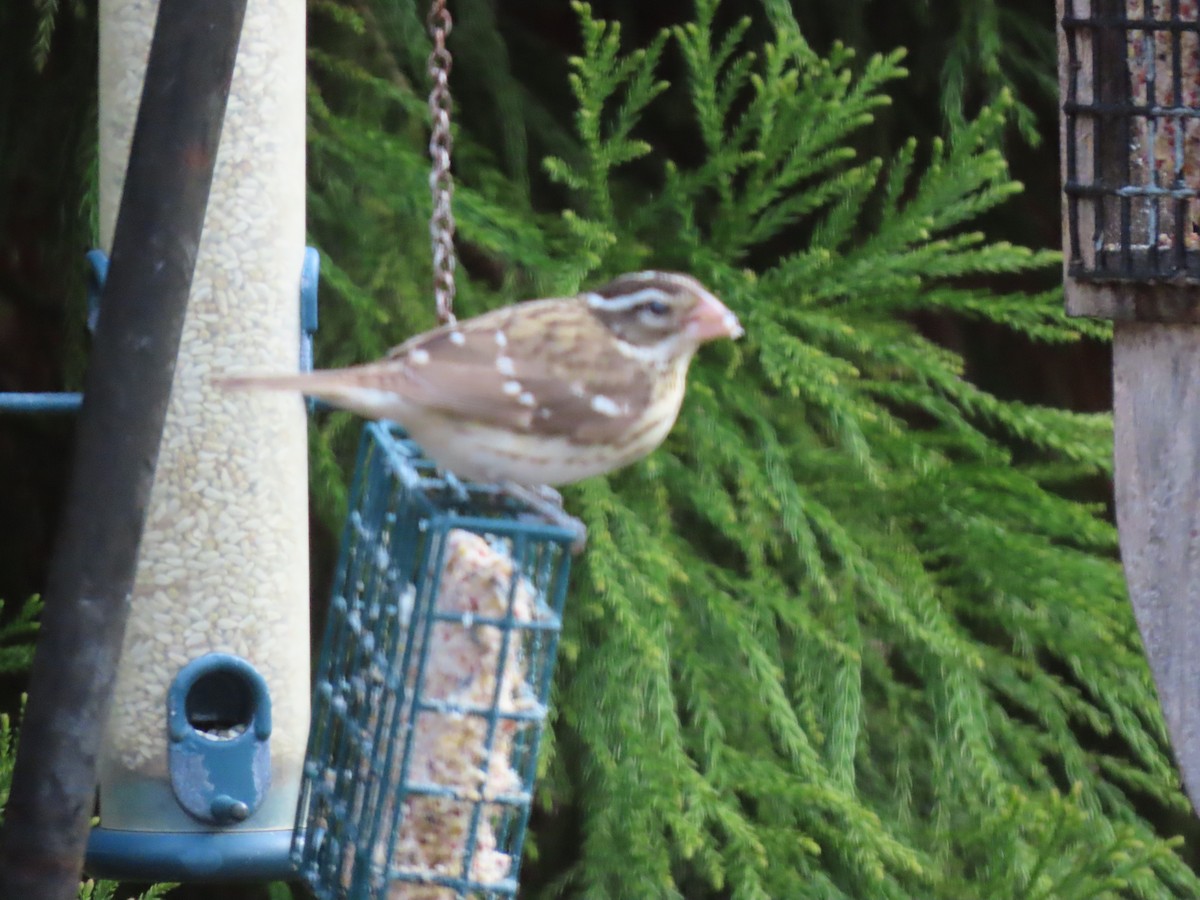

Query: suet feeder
[292,423,574,899]
[1059,0,1200,812]
[1060,0,1200,312]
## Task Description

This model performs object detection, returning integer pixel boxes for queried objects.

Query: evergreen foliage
[303,0,1198,897]
[76,879,174,900]
[780,0,1057,146]
[0,595,40,676]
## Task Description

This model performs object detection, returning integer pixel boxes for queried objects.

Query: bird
[219,271,742,545]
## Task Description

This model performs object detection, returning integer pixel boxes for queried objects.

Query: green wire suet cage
[293,421,574,899]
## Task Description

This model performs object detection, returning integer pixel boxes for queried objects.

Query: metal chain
[427,0,457,325]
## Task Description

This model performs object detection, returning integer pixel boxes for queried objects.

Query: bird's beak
[686,291,744,343]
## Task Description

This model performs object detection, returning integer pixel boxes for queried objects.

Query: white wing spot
[494,331,508,348]
[568,381,587,398]
[590,394,623,417]
[502,380,523,396]
[517,391,536,407]
[409,348,431,365]
[448,330,466,346]
[538,408,552,419]
[496,355,516,376]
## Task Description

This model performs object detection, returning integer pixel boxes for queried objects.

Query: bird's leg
[532,484,564,509]
[500,481,588,554]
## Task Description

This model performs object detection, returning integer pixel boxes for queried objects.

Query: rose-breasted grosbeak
[220,271,742,488]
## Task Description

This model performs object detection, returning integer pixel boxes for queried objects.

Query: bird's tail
[215,369,403,420]
[215,371,328,393]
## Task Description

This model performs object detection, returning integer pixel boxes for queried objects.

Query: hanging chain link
[427,0,457,325]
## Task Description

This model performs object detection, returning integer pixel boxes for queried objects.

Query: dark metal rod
[1063,101,1200,117]
[1064,0,1082,268]
[1090,0,1107,271]
[1170,0,1186,273]
[0,1,247,897]
[1062,13,1200,29]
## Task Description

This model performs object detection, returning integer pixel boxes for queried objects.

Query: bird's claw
[533,484,565,510]
[502,481,587,554]
[565,516,588,555]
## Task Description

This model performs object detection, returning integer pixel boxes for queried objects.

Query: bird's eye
[641,300,670,317]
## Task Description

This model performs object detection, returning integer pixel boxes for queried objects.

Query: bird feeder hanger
[428,0,458,330]
[1059,0,1200,812]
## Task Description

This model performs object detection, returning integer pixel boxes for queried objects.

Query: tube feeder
[87,0,310,878]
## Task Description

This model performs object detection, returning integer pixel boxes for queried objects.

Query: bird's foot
[501,481,587,555]
[533,484,564,509]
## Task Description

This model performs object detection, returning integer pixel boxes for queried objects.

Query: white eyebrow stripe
[588,286,674,312]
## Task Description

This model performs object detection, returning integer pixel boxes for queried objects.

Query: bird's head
[584,272,743,363]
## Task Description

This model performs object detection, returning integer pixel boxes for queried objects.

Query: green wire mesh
[293,422,574,899]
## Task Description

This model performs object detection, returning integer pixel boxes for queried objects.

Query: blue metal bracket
[85,248,109,335]
[0,246,320,413]
[167,653,273,825]
[300,245,320,373]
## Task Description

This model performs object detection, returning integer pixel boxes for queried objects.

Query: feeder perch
[293,422,574,900]
[1059,0,1200,811]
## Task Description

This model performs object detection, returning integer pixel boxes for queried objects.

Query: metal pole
[0,1,247,896]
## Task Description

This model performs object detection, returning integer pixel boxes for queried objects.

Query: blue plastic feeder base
[86,827,296,882]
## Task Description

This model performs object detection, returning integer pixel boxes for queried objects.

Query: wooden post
[1113,325,1200,804]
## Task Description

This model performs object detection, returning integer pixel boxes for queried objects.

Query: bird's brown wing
[371,299,655,443]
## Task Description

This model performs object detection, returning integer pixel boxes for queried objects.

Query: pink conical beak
[686,290,743,343]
